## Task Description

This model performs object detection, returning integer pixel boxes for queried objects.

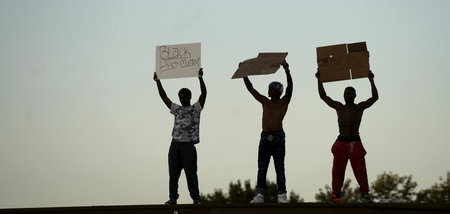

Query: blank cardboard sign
[316,42,369,83]
[232,52,288,79]
[348,42,370,79]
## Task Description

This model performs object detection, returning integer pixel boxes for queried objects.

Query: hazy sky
[1,0,449,208]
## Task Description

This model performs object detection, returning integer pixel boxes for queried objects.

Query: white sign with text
[155,42,201,79]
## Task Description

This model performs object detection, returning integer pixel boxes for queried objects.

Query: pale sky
[1,0,449,208]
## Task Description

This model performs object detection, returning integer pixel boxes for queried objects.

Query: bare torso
[336,104,364,137]
[262,98,289,132]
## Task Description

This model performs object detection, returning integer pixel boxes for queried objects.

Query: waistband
[261,130,285,137]
[336,135,361,142]
[261,130,285,142]
[171,139,198,144]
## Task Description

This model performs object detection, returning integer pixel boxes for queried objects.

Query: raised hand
[281,60,289,71]
[368,70,374,80]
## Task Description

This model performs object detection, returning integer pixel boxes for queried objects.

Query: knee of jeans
[274,159,285,170]
[258,165,269,173]
[275,166,285,174]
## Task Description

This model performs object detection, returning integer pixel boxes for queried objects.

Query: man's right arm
[316,71,340,109]
[154,72,172,109]
[243,76,267,104]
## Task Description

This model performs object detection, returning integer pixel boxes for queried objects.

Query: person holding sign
[315,70,378,203]
[242,60,293,203]
[154,68,207,205]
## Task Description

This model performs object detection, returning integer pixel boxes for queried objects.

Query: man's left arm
[282,60,293,103]
[198,68,207,108]
[359,71,379,109]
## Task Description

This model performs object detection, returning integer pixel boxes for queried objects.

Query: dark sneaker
[165,199,177,205]
[193,199,202,205]
[329,194,342,203]
[360,194,373,203]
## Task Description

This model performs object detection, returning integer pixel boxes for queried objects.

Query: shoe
[164,199,177,205]
[277,193,289,203]
[360,194,373,203]
[193,199,202,205]
[329,194,342,203]
[250,193,264,203]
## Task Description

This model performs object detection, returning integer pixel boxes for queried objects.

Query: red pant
[331,140,368,195]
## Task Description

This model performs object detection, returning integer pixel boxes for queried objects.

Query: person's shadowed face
[344,87,356,104]
[178,88,192,107]
[268,86,282,98]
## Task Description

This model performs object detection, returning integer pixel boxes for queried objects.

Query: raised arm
[243,76,267,104]
[198,68,207,108]
[358,71,379,109]
[281,60,293,103]
[316,70,341,109]
[154,72,172,109]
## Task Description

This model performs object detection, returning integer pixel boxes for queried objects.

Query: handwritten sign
[155,42,201,79]
[232,52,288,79]
[316,42,369,83]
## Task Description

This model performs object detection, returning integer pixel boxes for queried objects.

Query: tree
[416,171,450,203]
[371,171,417,202]
[227,179,255,203]
[289,190,302,203]
[201,179,304,203]
[201,188,228,203]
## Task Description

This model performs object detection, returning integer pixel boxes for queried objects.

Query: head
[344,86,356,104]
[178,88,192,106]
[268,81,283,98]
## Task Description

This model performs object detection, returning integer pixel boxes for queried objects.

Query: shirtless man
[316,70,378,203]
[243,60,293,203]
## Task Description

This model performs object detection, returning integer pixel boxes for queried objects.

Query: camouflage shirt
[170,102,202,143]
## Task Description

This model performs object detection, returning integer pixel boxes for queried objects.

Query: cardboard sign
[155,42,201,79]
[316,42,369,83]
[232,52,288,79]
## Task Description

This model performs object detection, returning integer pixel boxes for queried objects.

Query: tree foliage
[201,172,449,203]
[416,172,450,203]
[201,179,304,203]
[371,171,417,202]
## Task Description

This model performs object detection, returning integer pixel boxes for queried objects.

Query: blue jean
[255,130,287,194]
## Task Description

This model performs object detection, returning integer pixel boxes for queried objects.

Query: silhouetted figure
[154,68,207,205]
[316,70,378,203]
[243,61,293,203]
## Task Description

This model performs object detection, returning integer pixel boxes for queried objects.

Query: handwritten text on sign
[155,42,201,79]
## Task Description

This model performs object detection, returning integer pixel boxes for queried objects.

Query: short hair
[269,81,284,94]
[345,86,356,93]
[178,88,192,97]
